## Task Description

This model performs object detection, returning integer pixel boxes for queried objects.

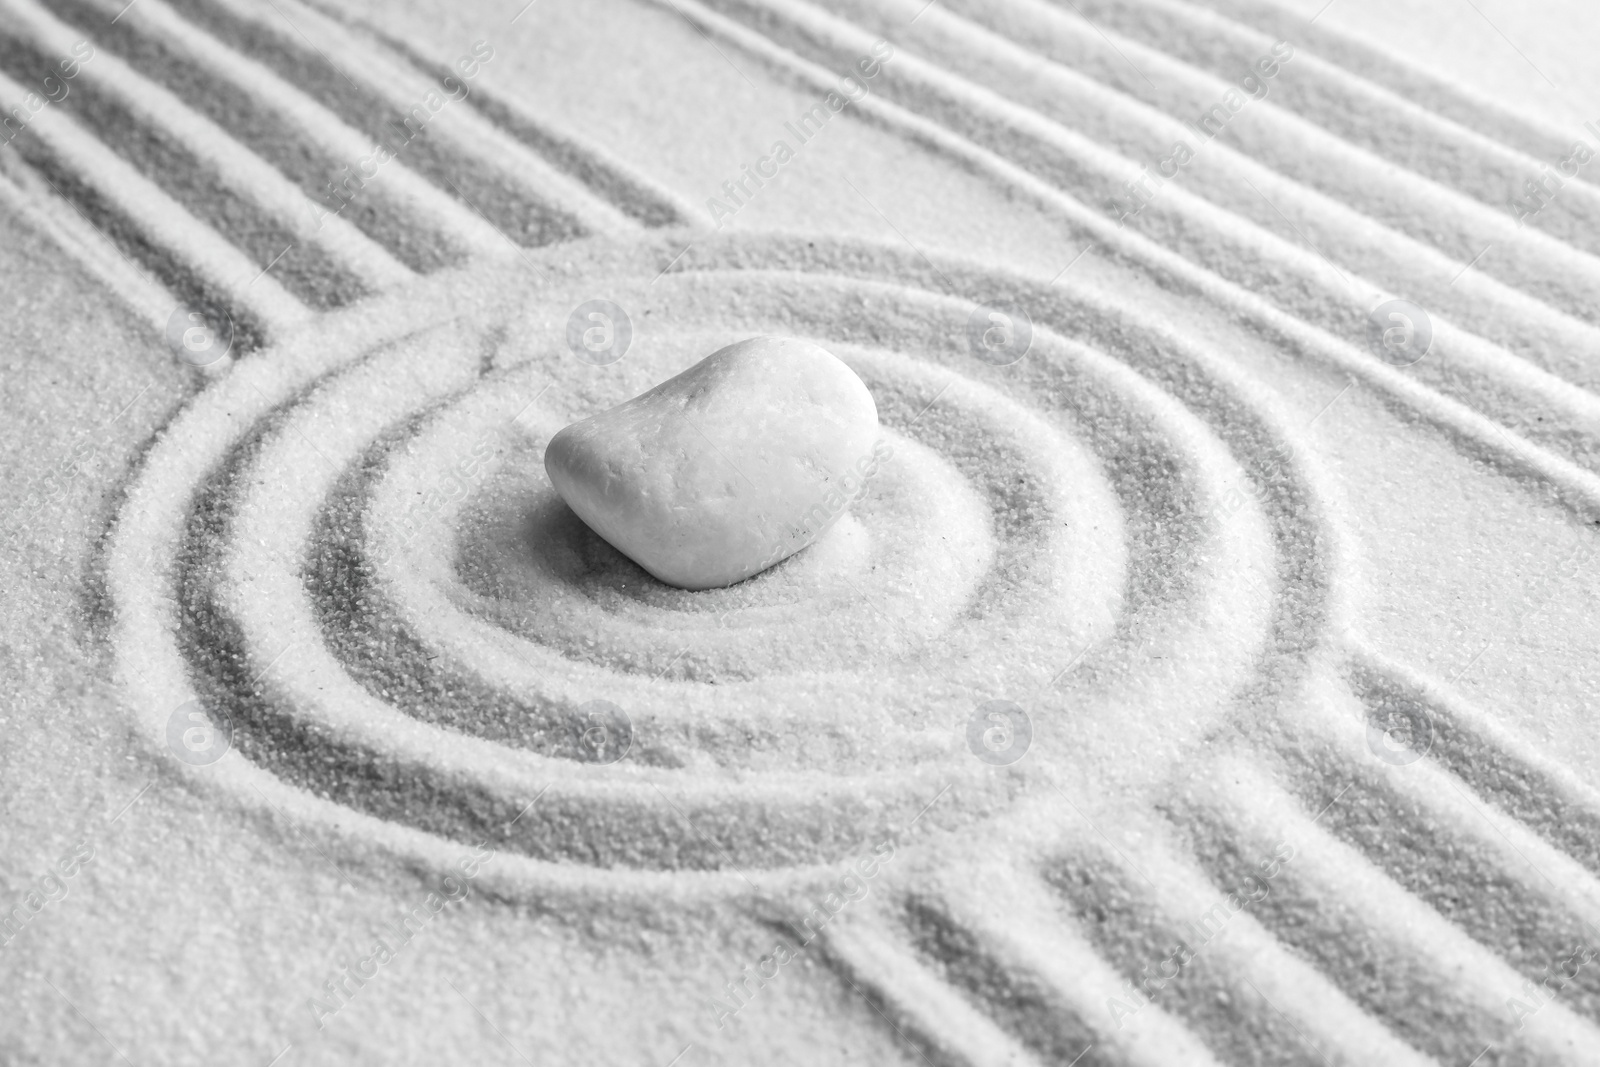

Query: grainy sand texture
[3,0,1600,1064]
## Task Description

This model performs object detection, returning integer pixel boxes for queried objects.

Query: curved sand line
[22,0,1596,1060]
[104,231,1343,898]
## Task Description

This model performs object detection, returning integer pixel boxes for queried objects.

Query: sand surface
[3,0,1600,1064]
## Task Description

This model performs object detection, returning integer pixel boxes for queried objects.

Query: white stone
[544,336,883,590]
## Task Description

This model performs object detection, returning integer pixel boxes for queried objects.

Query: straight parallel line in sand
[107,0,508,261]
[653,0,1600,525]
[0,66,311,338]
[0,0,415,294]
[711,0,1600,476]
[217,0,643,239]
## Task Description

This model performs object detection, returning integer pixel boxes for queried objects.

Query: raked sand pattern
[4,0,1600,1064]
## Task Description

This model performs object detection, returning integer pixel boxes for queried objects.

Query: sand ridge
[5,0,1600,1061]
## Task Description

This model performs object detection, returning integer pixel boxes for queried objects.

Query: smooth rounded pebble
[544,336,883,590]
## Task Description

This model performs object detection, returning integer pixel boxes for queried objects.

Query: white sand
[3,0,1600,1064]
